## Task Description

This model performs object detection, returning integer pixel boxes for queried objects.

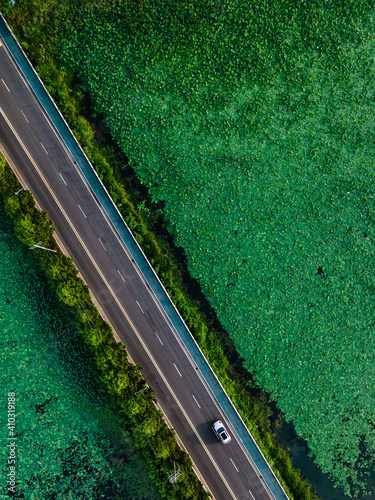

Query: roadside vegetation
[56,0,375,496]
[0,154,209,499]
[0,200,161,500]
[0,0,322,498]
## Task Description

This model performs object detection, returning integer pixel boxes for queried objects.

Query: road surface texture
[0,27,288,500]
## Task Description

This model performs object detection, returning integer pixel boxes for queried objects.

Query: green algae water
[0,204,159,499]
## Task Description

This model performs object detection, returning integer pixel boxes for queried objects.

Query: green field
[0,205,160,499]
[53,0,375,494]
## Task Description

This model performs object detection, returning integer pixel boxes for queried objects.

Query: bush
[0,158,209,499]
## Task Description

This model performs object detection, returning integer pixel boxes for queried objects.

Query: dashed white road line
[155,332,163,345]
[0,106,238,500]
[192,395,201,409]
[117,269,126,282]
[59,173,67,185]
[248,489,256,500]
[230,458,239,472]
[98,238,107,251]
[40,141,49,155]
[20,110,29,123]
[78,204,87,218]
[1,79,10,92]
[136,300,144,313]
[174,363,183,377]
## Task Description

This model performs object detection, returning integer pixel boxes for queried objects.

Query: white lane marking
[40,142,49,155]
[155,332,163,345]
[192,467,199,478]
[174,363,182,377]
[98,238,107,251]
[59,173,67,185]
[230,458,239,472]
[249,489,256,500]
[192,395,201,409]
[136,300,144,314]
[117,269,126,282]
[78,204,87,218]
[1,79,10,92]
[0,106,237,500]
[20,110,29,123]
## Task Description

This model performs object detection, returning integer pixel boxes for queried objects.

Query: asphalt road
[0,40,275,500]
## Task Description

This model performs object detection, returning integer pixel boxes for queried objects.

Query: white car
[211,420,231,444]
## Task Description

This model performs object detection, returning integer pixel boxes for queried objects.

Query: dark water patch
[274,418,375,500]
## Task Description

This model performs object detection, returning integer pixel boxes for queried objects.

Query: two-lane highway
[0,37,279,500]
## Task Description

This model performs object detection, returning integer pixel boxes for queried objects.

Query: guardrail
[0,12,290,499]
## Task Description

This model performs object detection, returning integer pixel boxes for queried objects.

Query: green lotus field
[55,0,375,494]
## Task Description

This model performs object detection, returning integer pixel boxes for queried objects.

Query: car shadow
[196,421,220,444]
